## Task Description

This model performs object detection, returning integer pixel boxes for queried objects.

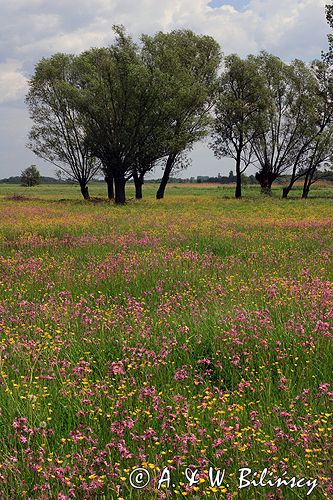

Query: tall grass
[0,184,332,498]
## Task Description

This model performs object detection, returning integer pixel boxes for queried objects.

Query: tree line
[25,8,333,203]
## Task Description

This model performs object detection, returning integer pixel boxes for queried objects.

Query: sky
[0,0,330,179]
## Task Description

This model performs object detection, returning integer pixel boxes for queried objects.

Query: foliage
[325,2,333,62]
[71,27,162,203]
[210,53,268,198]
[20,165,41,187]
[248,54,321,194]
[26,53,100,199]
[281,59,333,197]
[141,29,221,198]
[23,13,333,201]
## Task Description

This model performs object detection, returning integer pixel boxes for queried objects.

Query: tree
[281,60,333,198]
[141,30,221,199]
[295,3,333,198]
[300,133,333,198]
[251,53,320,195]
[325,2,333,63]
[26,53,100,200]
[21,165,40,187]
[210,54,268,198]
[75,27,167,204]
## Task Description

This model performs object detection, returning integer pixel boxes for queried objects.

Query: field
[0,183,332,499]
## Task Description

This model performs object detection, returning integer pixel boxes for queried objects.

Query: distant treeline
[0,176,64,184]
[0,174,252,185]
[3,172,332,186]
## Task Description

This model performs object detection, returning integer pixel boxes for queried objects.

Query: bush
[21,165,41,187]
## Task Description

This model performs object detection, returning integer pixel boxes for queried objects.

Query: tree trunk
[105,175,114,200]
[302,170,311,199]
[80,184,90,200]
[260,178,273,195]
[282,172,300,198]
[156,154,176,200]
[133,170,144,199]
[262,186,272,195]
[114,176,126,204]
[235,151,242,199]
[302,177,311,198]
[302,186,310,199]
[282,186,290,199]
[256,171,276,196]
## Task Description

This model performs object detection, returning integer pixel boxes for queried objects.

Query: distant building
[197,176,210,182]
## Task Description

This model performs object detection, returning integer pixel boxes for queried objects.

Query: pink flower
[108,361,126,376]
[174,367,188,381]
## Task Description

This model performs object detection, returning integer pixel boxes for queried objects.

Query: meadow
[0,183,332,499]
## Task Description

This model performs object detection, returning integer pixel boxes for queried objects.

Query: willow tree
[325,2,333,62]
[210,54,268,198]
[26,53,100,200]
[141,30,221,199]
[250,53,322,195]
[300,131,333,198]
[74,27,169,203]
[282,60,333,198]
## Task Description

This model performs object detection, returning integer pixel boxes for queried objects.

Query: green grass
[1,180,332,200]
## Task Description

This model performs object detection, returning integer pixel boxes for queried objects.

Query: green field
[1,181,333,201]
[0,183,332,499]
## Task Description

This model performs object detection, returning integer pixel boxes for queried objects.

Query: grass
[1,180,333,200]
[0,182,332,499]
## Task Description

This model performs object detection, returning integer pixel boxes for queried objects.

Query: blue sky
[209,0,248,10]
[0,0,329,179]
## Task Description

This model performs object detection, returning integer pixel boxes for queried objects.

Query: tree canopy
[26,53,100,199]
[21,165,41,187]
[210,53,268,198]
[25,15,333,202]
[141,29,221,199]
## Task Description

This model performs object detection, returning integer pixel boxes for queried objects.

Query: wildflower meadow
[0,183,332,499]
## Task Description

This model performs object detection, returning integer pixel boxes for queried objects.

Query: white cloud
[240,0,328,59]
[18,28,112,56]
[0,0,329,62]
[0,60,27,104]
[0,0,330,177]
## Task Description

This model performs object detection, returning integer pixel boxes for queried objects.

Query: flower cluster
[0,194,332,498]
